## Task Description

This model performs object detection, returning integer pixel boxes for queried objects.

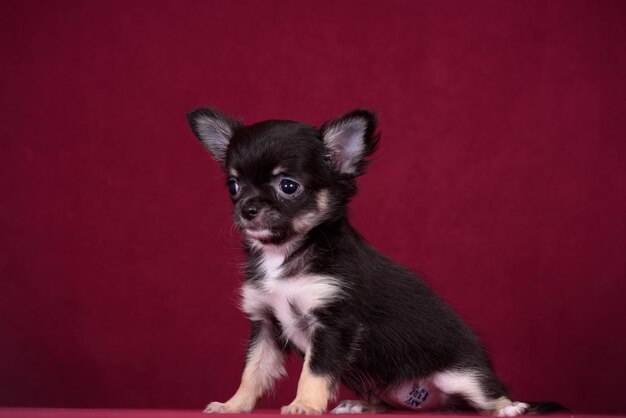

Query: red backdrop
[1,0,625,414]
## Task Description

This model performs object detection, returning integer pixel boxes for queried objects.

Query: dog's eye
[227,179,240,196]
[279,179,299,195]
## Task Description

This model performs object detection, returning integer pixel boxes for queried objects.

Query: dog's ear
[187,108,242,163]
[321,109,379,175]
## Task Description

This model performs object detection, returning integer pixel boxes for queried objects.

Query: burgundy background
[1,0,625,414]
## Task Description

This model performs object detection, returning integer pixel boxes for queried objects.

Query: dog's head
[187,108,379,247]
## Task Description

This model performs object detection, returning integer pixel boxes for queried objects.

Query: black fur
[187,108,564,415]
[528,402,570,414]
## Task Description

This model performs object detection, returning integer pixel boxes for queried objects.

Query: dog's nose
[241,204,259,220]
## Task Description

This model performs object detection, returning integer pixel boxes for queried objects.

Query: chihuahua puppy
[187,108,548,416]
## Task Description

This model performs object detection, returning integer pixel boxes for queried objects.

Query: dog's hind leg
[431,370,529,417]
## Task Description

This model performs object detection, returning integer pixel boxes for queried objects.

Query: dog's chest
[241,250,341,352]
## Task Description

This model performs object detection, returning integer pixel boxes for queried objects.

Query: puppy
[187,108,556,416]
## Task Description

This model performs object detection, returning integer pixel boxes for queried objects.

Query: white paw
[496,401,530,417]
[281,400,324,415]
[332,400,387,414]
[332,400,368,414]
[203,401,242,414]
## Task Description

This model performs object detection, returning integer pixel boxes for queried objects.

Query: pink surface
[1,0,625,415]
[0,409,616,418]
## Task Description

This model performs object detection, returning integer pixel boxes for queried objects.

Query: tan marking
[316,189,329,211]
[493,396,513,412]
[204,328,285,414]
[272,166,286,176]
[228,168,239,178]
[281,348,333,415]
[494,399,530,417]
[292,189,330,234]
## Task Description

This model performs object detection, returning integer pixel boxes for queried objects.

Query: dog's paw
[496,401,530,417]
[203,401,241,414]
[281,400,324,415]
[331,400,386,414]
[332,400,366,414]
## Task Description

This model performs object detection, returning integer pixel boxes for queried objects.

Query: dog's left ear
[321,109,379,175]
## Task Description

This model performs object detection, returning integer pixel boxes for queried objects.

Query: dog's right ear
[186,108,242,163]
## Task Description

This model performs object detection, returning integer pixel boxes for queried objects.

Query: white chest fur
[241,249,342,352]
[258,245,286,280]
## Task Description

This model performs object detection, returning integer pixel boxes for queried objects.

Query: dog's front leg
[281,346,335,415]
[205,321,286,413]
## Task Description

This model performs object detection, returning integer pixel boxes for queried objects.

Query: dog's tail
[527,401,569,414]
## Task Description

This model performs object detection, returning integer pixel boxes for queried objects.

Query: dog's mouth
[243,228,275,242]
[236,210,286,244]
